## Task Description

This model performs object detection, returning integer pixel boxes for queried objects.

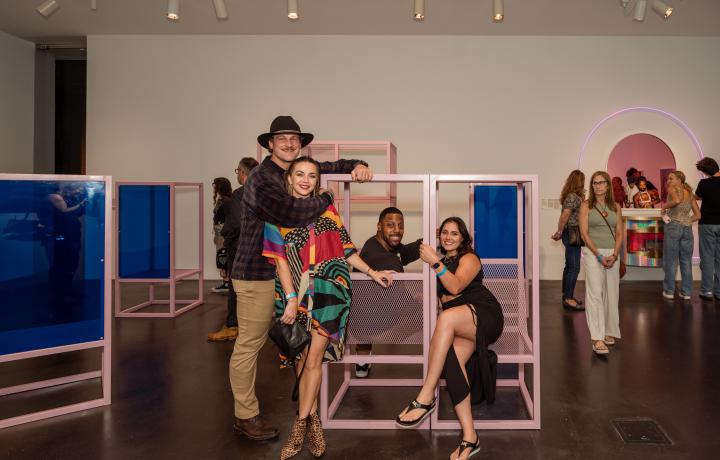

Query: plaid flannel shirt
[231,155,364,281]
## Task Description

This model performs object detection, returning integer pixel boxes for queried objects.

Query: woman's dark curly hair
[438,217,474,261]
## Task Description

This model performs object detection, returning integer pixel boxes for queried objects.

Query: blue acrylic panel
[473,185,518,260]
[0,179,106,356]
[118,185,171,279]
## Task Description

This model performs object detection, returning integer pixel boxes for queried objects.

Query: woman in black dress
[396,217,504,460]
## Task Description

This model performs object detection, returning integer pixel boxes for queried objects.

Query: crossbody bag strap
[594,205,616,240]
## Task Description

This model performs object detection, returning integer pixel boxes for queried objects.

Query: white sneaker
[662,291,674,299]
[355,363,371,378]
[679,293,691,300]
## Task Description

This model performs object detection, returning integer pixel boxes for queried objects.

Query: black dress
[438,254,504,406]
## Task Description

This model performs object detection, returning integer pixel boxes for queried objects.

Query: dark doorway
[54,60,86,174]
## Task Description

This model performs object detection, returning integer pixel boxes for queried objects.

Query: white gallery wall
[0,30,34,173]
[85,35,720,280]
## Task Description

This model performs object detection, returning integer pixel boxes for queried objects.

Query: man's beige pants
[229,279,275,419]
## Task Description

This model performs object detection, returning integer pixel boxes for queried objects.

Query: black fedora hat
[257,116,314,150]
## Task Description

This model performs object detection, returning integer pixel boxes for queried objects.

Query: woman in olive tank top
[579,171,624,355]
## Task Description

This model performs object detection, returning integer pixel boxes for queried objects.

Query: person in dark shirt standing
[229,116,372,441]
[207,157,259,342]
[695,157,720,301]
[354,207,421,377]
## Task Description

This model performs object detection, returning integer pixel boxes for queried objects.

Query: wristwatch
[432,261,442,270]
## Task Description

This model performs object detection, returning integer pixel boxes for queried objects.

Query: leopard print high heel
[280,416,307,460]
[307,411,326,458]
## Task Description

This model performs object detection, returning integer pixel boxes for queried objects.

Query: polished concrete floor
[1,280,720,459]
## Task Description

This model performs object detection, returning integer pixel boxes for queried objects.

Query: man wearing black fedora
[229,115,372,441]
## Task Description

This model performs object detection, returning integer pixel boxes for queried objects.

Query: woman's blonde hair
[560,170,585,204]
[587,171,618,211]
[669,170,693,193]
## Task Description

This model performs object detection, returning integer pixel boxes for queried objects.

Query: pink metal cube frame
[318,174,540,431]
[114,182,204,318]
[320,174,431,430]
[431,175,540,430]
[0,174,113,429]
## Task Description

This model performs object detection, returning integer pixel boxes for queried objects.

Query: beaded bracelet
[436,266,448,277]
[285,292,298,300]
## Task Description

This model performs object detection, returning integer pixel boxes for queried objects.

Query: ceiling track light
[493,0,504,22]
[633,0,647,22]
[167,0,180,22]
[413,0,425,21]
[213,0,228,20]
[287,0,299,20]
[652,0,673,19]
[35,0,60,18]
[91,0,97,11]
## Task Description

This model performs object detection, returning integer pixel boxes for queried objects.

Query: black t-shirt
[696,176,720,225]
[358,236,421,272]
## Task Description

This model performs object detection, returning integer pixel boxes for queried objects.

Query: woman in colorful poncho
[263,156,393,460]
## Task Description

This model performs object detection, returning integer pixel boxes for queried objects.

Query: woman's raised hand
[419,243,440,265]
[280,297,298,325]
[369,269,394,288]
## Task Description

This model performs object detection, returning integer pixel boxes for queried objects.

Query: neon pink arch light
[577,106,705,169]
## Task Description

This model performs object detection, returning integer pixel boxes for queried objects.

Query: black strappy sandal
[455,436,481,459]
[395,397,436,427]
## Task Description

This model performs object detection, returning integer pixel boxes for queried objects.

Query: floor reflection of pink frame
[431,175,540,430]
[114,182,204,318]
[0,174,112,429]
[319,174,431,429]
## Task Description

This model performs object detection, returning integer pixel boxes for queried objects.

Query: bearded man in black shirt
[354,207,421,377]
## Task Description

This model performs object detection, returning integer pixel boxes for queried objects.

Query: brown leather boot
[207,325,238,342]
[233,415,279,441]
[307,411,326,458]
[280,416,308,460]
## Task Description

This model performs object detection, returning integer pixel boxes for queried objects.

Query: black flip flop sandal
[456,437,481,459]
[395,397,436,427]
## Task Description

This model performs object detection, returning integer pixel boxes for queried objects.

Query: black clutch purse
[268,320,310,363]
[216,247,228,270]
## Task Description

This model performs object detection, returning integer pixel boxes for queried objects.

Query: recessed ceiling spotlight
[633,0,647,22]
[35,0,60,18]
[213,0,228,20]
[652,0,673,19]
[167,0,180,22]
[413,0,425,21]
[288,0,299,20]
[493,0,504,22]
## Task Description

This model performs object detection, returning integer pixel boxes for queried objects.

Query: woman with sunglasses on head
[395,217,503,460]
[578,171,624,355]
[262,156,393,460]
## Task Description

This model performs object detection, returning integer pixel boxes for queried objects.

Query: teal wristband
[596,255,603,263]
[436,266,448,277]
[286,292,298,300]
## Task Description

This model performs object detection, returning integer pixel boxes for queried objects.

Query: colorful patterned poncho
[262,204,356,365]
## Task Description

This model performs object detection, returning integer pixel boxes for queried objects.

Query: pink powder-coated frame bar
[430,175,540,430]
[319,174,431,430]
[114,182,204,318]
[0,173,113,429]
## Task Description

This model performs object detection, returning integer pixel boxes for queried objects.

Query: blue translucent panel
[0,180,106,356]
[118,185,170,279]
[473,185,518,260]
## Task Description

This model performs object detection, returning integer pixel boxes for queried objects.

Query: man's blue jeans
[561,228,581,301]
[699,224,720,296]
[662,222,694,295]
